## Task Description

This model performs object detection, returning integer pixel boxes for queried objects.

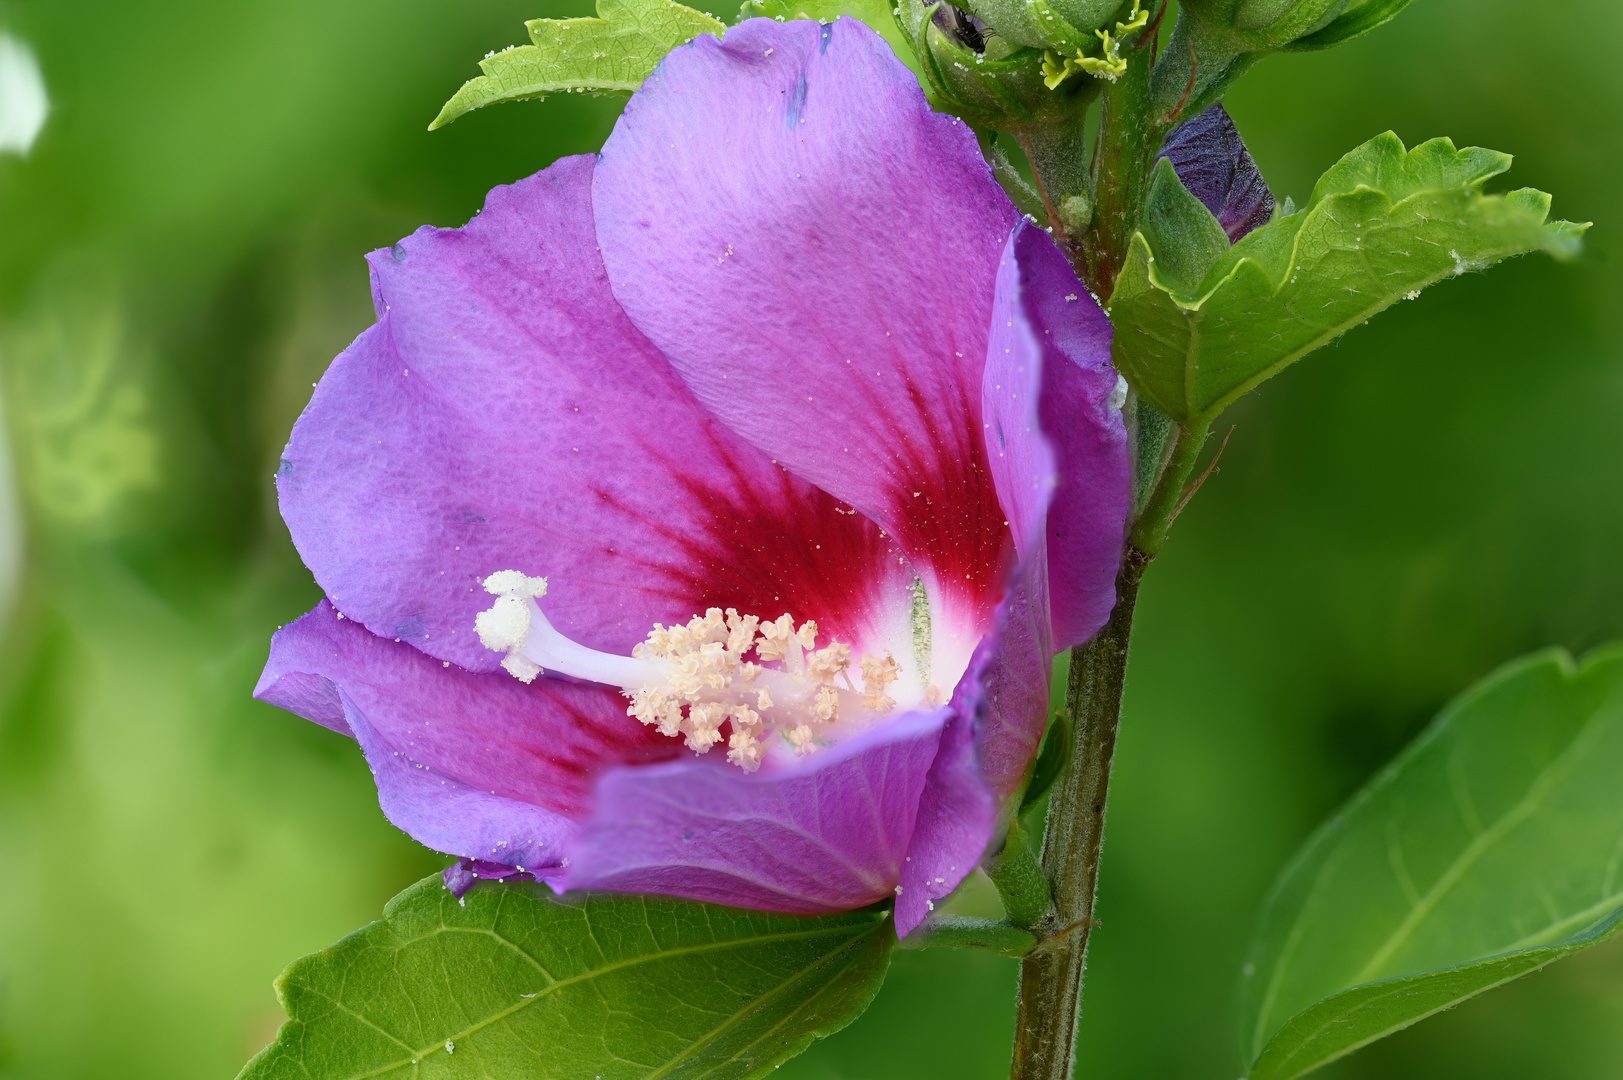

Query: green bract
[239,876,894,1080]
[1107,132,1586,428]
[428,0,724,130]
[1239,646,1623,1080]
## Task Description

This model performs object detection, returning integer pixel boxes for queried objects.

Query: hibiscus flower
[255,16,1129,936]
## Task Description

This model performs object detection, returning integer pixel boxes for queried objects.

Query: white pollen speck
[894,885,903,895]
[446,1040,455,1054]
[1065,293,1078,302]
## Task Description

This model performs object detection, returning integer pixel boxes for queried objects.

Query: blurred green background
[0,1,1617,1077]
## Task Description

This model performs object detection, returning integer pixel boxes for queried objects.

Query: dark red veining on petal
[585,417,906,649]
[874,371,1012,629]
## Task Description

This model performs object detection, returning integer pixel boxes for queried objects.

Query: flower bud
[1176,0,1349,51]
[958,0,1123,50]
[1151,0,1411,122]
[898,0,1100,130]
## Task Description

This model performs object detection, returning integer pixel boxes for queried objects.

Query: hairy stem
[1005,27,1196,1078]
[1076,42,1163,299]
[1009,548,1147,1080]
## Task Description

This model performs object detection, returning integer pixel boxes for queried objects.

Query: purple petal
[444,858,547,899]
[344,699,570,874]
[981,228,1058,573]
[1008,225,1130,650]
[560,708,954,914]
[896,651,997,935]
[1158,104,1276,242]
[593,17,1023,633]
[255,602,677,823]
[278,154,910,672]
[969,566,1054,804]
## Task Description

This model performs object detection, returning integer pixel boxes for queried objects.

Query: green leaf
[739,0,926,84]
[240,875,894,1080]
[429,0,725,130]
[1108,132,1588,426]
[1239,645,1623,1080]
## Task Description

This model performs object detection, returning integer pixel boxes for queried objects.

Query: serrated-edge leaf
[1109,133,1586,424]
[429,0,724,129]
[239,876,894,1080]
[741,0,927,85]
[1240,645,1623,1080]
[1309,134,1510,206]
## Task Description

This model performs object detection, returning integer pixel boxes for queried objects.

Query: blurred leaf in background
[0,2,1618,1080]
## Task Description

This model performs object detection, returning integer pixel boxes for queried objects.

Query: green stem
[1003,30,1207,1080]
[1075,44,1162,299]
[1016,117,1094,251]
[1130,420,1210,557]
[1008,548,1147,1080]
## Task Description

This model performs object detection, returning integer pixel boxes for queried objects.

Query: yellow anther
[860,652,901,713]
[808,641,851,685]
[725,609,760,654]
[619,606,891,770]
[727,729,764,771]
[755,614,797,662]
[813,686,839,723]
[787,725,817,756]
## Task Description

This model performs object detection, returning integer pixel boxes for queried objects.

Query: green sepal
[983,817,1056,928]
[1148,15,1258,123]
[898,914,1040,956]
[1140,156,1232,295]
[1108,132,1588,426]
[428,0,725,130]
[1174,0,1360,52]
[1019,709,1072,817]
[739,0,927,84]
[1282,0,1414,51]
[239,875,894,1080]
[1240,645,1623,1080]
